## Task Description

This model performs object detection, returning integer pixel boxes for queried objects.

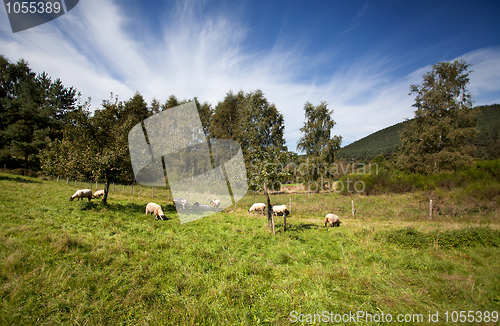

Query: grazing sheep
[324,214,341,227]
[272,205,289,216]
[146,202,167,220]
[173,198,190,209]
[209,199,221,209]
[193,202,211,210]
[248,203,266,215]
[93,189,105,198]
[70,189,93,201]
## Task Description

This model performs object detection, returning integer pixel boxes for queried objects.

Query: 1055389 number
[5,1,61,14]
[444,311,498,323]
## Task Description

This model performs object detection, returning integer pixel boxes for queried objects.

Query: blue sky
[1,0,499,152]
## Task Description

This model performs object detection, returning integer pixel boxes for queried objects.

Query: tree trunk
[102,171,110,204]
[102,179,110,204]
[24,154,29,175]
[264,182,273,230]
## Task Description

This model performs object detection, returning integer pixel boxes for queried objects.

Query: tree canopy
[40,93,149,203]
[210,90,289,191]
[397,60,478,174]
[5,52,498,196]
[0,55,78,172]
[297,101,342,187]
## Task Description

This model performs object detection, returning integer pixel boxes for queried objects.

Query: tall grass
[0,172,499,325]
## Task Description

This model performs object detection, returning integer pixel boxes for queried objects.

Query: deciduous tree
[397,60,478,174]
[41,93,151,204]
[297,101,342,190]
[211,90,289,191]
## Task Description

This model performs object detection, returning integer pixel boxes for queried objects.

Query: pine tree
[0,56,77,171]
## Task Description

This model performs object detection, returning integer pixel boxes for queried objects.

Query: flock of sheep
[70,189,342,227]
[248,202,341,227]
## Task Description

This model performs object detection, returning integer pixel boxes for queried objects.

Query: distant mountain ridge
[339,104,500,162]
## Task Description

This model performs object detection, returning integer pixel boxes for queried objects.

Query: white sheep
[173,198,190,209]
[146,202,167,220]
[248,203,266,215]
[70,189,93,201]
[93,190,105,198]
[209,199,221,209]
[272,205,289,216]
[324,213,341,227]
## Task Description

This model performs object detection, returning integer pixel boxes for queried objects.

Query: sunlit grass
[0,172,499,325]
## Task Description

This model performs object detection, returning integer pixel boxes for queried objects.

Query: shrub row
[338,159,500,197]
[375,227,500,249]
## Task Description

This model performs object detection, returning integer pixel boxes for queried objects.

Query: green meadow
[0,172,499,325]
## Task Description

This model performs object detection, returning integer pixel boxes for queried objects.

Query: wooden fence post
[131,184,134,195]
[429,200,433,219]
[264,182,275,234]
[352,200,354,217]
[289,197,292,213]
[152,186,154,198]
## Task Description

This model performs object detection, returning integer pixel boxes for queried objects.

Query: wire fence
[52,175,172,199]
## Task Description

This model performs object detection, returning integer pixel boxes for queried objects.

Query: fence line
[52,177,175,199]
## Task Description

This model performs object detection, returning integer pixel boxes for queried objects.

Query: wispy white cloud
[0,0,498,151]
[459,47,500,105]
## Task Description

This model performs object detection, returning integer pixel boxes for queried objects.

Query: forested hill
[339,121,408,162]
[339,104,500,162]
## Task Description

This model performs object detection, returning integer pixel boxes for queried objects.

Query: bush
[464,180,500,202]
[339,159,500,197]
[379,227,430,249]
[376,227,500,249]
[474,159,500,180]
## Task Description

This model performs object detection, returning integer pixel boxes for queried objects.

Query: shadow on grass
[77,201,178,219]
[0,175,41,183]
[282,222,320,233]
[163,204,178,213]
[77,201,144,213]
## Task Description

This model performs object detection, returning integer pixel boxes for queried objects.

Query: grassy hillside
[0,172,499,325]
[339,104,500,162]
[339,121,407,162]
